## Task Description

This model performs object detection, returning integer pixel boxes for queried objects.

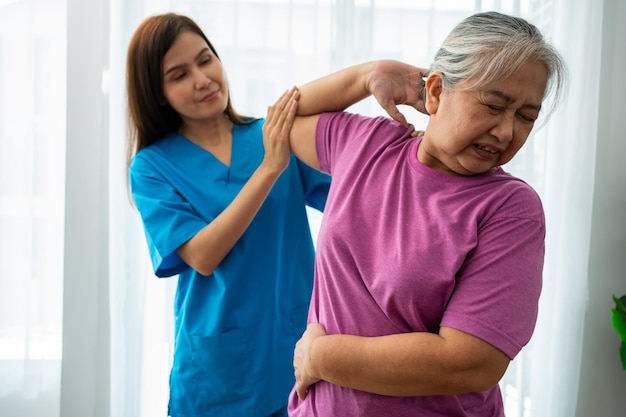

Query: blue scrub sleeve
[129,155,208,277]
[295,157,330,212]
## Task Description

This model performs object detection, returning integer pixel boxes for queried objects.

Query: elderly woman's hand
[367,60,428,127]
[294,322,327,400]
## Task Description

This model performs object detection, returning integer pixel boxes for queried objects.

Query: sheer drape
[0,0,608,416]
[0,1,66,416]
[522,0,602,414]
[498,1,599,414]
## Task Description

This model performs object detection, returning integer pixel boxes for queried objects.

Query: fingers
[296,382,308,401]
[376,97,408,127]
[414,75,428,115]
[307,322,326,335]
[388,105,408,127]
[293,338,307,400]
[266,86,299,130]
[405,74,427,116]
[370,63,429,123]
[293,322,327,401]
[262,87,300,172]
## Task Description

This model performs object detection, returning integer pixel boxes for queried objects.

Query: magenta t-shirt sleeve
[315,112,341,174]
[315,111,396,175]
[440,185,545,359]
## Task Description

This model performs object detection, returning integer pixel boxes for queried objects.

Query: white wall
[575,0,626,415]
[60,0,111,416]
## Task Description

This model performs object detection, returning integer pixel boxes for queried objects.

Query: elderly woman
[278,11,566,417]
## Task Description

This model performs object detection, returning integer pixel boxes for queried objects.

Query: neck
[179,115,233,146]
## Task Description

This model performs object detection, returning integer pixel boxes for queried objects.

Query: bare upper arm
[290,114,321,170]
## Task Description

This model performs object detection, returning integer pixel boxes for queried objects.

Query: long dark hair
[125,13,253,176]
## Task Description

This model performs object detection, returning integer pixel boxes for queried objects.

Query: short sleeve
[129,153,207,277]
[441,186,545,359]
[294,158,330,212]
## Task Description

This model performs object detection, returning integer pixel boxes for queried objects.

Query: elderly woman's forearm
[295,62,376,116]
[309,327,510,397]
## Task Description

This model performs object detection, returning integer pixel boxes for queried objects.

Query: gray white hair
[429,11,567,120]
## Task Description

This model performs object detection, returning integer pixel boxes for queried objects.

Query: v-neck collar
[166,121,262,185]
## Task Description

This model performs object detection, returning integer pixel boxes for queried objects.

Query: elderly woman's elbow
[463,357,510,393]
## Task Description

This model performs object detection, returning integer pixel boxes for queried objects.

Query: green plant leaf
[614,295,626,322]
[613,295,626,323]
[611,295,626,370]
[612,308,626,342]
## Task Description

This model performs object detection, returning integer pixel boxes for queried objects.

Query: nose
[194,72,211,90]
[490,113,515,143]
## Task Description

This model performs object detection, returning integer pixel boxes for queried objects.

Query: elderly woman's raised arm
[287,60,428,169]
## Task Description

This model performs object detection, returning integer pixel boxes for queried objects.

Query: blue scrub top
[129,119,330,417]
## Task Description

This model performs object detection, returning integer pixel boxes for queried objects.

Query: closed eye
[486,104,505,112]
[517,112,537,123]
[199,55,212,66]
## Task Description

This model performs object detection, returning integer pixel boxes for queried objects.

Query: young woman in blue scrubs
[125,13,330,417]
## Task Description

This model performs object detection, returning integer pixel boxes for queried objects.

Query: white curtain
[0,1,66,416]
[0,0,608,416]
[497,0,602,413]
[521,0,602,415]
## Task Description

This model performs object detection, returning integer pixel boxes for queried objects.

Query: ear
[424,72,443,115]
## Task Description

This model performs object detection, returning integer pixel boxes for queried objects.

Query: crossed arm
[293,323,510,400]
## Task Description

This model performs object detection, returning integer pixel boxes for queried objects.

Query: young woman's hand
[368,60,429,127]
[261,87,300,174]
[294,322,327,400]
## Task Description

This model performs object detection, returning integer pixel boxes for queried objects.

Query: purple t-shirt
[288,112,545,417]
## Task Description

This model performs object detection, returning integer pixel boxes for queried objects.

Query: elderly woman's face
[419,61,548,176]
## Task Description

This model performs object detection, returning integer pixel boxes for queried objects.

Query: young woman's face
[420,61,548,176]
[162,31,229,124]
